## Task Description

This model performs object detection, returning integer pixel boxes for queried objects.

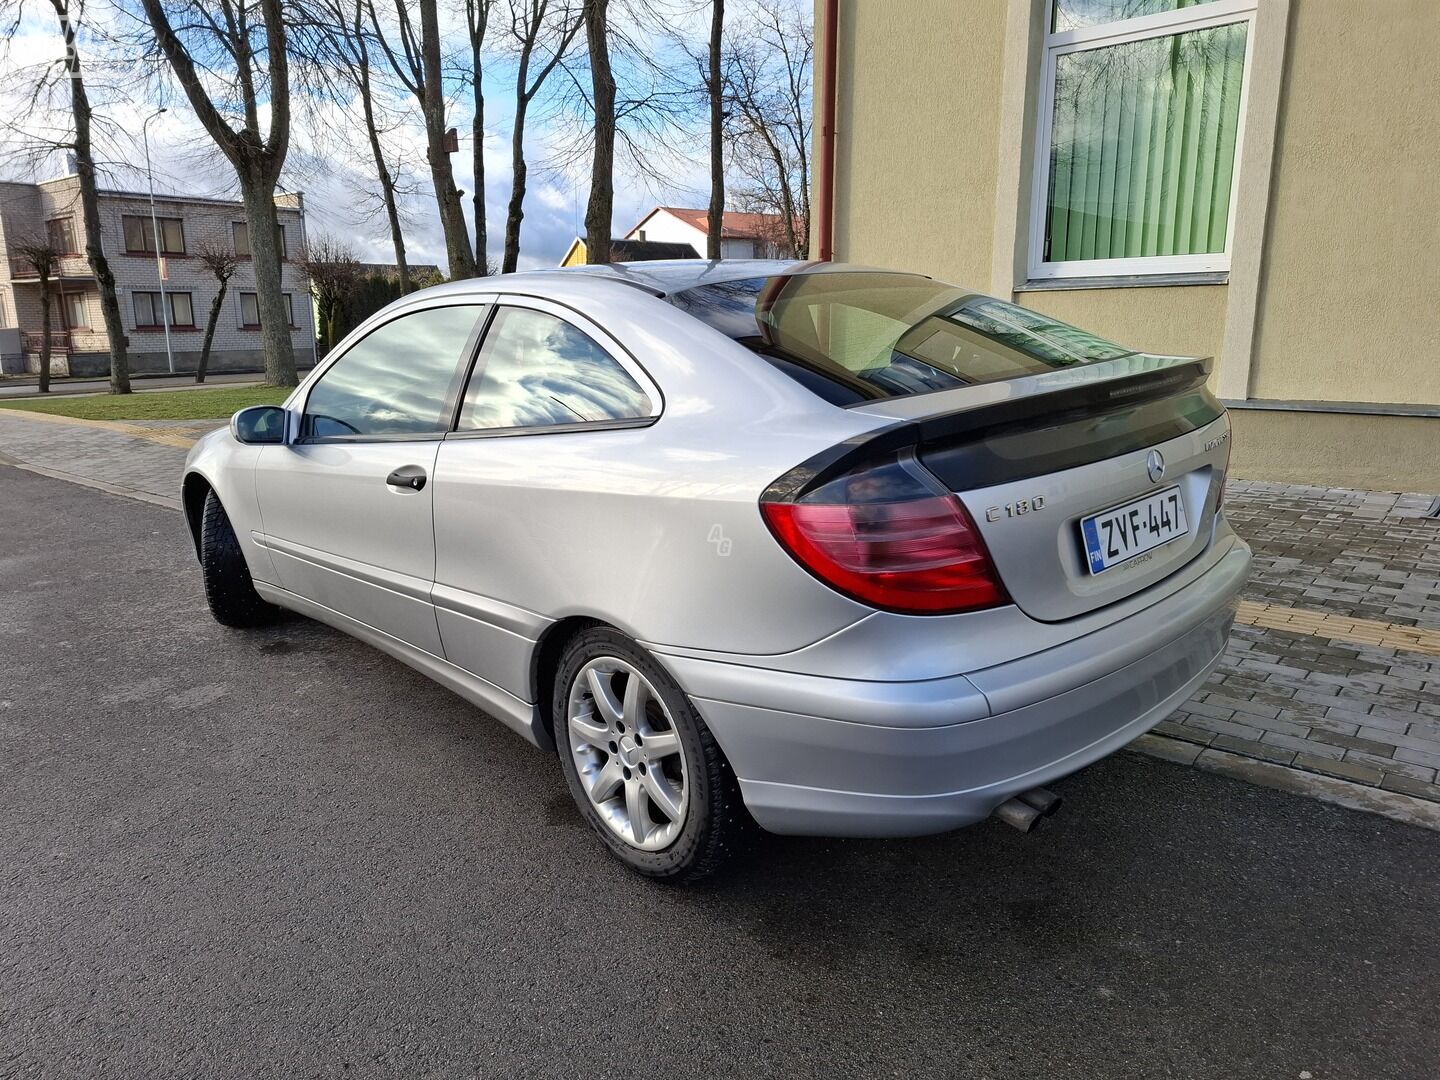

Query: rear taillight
[760,453,1009,615]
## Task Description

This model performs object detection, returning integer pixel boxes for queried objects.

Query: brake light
[760,453,1009,615]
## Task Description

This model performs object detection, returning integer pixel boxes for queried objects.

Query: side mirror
[231,405,288,445]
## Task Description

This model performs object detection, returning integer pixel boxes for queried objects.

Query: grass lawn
[0,385,291,422]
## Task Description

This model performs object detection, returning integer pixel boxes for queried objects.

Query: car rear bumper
[666,539,1250,837]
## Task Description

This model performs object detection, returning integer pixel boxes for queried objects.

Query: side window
[302,305,485,439]
[457,307,652,431]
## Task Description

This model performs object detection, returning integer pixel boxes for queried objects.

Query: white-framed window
[239,291,294,328]
[1028,0,1256,282]
[123,214,186,254]
[47,217,78,254]
[133,290,194,328]
[0,288,10,327]
[232,220,287,258]
[62,291,90,331]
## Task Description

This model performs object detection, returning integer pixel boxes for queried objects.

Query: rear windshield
[668,272,1136,405]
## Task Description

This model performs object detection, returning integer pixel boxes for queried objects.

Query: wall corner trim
[990,0,1047,300]
[1215,0,1291,401]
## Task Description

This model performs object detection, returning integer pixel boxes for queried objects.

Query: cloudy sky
[0,2,796,271]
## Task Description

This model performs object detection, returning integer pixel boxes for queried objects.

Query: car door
[430,299,662,699]
[254,300,490,656]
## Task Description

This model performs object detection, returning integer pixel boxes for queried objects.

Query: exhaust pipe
[992,787,1062,832]
[1018,787,1062,817]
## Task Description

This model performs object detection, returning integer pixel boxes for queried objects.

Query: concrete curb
[1131,732,1440,832]
[0,452,180,512]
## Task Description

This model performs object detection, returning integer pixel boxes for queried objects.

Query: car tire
[554,628,749,881]
[200,489,278,628]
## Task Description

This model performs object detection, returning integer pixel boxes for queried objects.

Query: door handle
[385,465,427,492]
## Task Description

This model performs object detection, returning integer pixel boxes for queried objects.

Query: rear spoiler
[764,355,1220,501]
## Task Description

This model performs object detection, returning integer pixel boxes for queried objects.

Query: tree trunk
[240,184,299,386]
[37,280,52,394]
[419,0,476,279]
[467,0,490,275]
[139,0,296,384]
[707,0,725,261]
[319,292,341,350]
[359,66,410,292]
[583,0,615,265]
[472,78,487,273]
[350,0,409,292]
[502,94,530,274]
[52,0,130,393]
[752,120,800,257]
[196,278,227,383]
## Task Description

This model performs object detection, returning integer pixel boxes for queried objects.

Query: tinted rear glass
[668,272,1135,405]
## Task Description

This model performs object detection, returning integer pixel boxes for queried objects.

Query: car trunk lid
[851,354,1231,621]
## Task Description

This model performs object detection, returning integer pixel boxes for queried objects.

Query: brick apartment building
[0,175,315,378]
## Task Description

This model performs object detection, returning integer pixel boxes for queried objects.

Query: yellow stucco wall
[822,0,1439,489]
[1249,0,1440,405]
[1230,411,1438,493]
[830,0,1006,287]
[1018,286,1228,363]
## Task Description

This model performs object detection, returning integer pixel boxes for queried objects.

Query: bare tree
[543,1,700,218]
[0,0,133,392]
[503,0,582,273]
[306,0,413,291]
[139,0,299,386]
[706,0,723,260]
[43,0,132,393]
[194,241,237,383]
[582,0,613,263]
[465,0,495,273]
[367,0,476,279]
[723,1,811,258]
[299,232,361,352]
[10,237,58,393]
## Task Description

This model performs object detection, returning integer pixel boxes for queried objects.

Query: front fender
[181,428,274,583]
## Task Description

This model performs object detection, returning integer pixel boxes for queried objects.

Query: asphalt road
[3,465,1437,1080]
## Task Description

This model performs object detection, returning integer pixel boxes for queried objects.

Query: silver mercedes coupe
[182,261,1250,879]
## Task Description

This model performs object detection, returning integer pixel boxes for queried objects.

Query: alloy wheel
[566,657,689,851]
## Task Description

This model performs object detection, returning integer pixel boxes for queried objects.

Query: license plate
[1080,487,1187,574]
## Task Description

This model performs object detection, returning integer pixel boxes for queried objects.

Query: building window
[232,220,287,258]
[47,217,78,254]
[63,292,90,330]
[123,214,185,255]
[0,288,10,327]
[1029,0,1255,281]
[239,291,295,328]
[133,291,194,328]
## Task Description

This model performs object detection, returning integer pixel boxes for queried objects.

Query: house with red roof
[559,206,801,266]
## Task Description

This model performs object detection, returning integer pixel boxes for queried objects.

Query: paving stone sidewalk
[0,411,213,508]
[2,408,1437,813]
[1157,480,1440,805]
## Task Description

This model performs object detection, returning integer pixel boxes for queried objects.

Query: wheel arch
[530,615,607,750]
[181,470,214,561]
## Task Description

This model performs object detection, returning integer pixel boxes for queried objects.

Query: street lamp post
[141,107,174,376]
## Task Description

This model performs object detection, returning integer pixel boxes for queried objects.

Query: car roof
[513,259,927,297]
[403,260,934,313]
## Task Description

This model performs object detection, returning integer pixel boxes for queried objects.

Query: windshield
[668,272,1137,405]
